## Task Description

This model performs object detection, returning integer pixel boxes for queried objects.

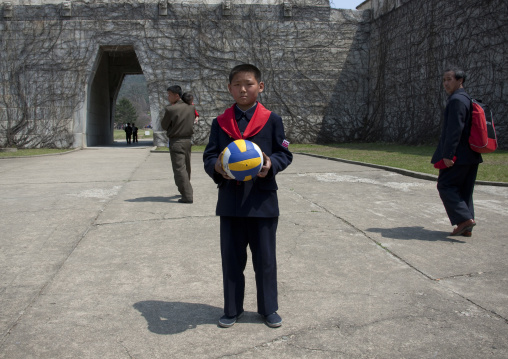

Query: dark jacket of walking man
[161,85,196,203]
[431,67,482,237]
[124,123,133,144]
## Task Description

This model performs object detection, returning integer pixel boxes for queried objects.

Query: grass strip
[180,143,506,183]
[290,143,507,183]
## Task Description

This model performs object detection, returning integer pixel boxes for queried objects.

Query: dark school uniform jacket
[203,102,293,218]
[431,88,482,166]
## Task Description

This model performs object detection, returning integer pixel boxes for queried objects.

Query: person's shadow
[126,195,180,203]
[366,226,466,243]
[133,301,262,334]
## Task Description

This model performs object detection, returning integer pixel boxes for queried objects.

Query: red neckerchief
[217,102,272,140]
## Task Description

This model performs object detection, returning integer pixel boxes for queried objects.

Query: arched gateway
[86,46,143,147]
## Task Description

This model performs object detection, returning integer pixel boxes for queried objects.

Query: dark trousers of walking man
[169,138,193,203]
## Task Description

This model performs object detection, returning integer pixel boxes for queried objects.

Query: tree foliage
[117,75,150,128]
[115,98,137,125]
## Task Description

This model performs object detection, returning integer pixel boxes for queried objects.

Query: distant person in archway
[125,123,133,144]
[132,123,139,143]
[161,85,196,203]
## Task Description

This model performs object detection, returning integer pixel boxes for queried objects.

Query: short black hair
[182,92,194,105]
[444,67,467,84]
[167,85,182,98]
[229,64,262,84]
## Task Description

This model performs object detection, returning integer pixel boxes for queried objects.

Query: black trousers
[220,216,278,317]
[437,164,479,225]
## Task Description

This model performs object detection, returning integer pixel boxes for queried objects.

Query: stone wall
[1,0,505,148]
[0,1,370,147]
[367,0,507,145]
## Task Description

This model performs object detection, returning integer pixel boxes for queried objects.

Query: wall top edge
[0,0,376,12]
[2,0,332,5]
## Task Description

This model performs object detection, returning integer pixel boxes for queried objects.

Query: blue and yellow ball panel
[221,139,263,181]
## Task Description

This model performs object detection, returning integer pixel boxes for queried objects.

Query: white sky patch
[299,173,424,192]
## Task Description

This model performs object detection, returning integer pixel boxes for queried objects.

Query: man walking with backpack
[431,67,483,237]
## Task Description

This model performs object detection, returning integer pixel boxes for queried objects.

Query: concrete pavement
[0,145,507,358]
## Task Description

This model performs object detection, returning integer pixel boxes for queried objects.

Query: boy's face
[228,71,264,111]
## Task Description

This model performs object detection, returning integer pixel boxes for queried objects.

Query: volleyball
[221,139,264,181]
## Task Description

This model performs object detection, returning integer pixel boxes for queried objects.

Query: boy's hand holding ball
[257,152,271,178]
[215,152,232,179]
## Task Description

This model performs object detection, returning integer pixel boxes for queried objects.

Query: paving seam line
[287,187,435,282]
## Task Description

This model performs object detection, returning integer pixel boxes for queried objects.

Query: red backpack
[469,99,498,153]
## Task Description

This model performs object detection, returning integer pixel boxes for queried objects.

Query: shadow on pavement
[112,139,154,147]
[126,195,180,203]
[133,301,264,334]
[366,226,466,243]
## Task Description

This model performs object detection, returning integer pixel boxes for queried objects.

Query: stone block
[159,0,167,16]
[62,1,71,17]
[3,1,13,18]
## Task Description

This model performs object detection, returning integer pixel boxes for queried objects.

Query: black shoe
[218,312,243,328]
[264,312,282,328]
[178,198,193,204]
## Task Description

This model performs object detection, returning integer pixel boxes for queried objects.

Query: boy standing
[203,64,292,328]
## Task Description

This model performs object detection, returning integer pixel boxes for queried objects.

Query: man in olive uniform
[161,85,196,203]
